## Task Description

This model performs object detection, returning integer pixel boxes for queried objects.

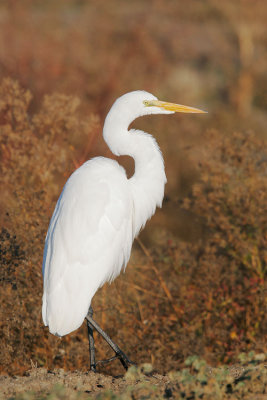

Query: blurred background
[0,0,266,376]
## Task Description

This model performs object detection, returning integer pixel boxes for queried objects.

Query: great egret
[42,90,205,371]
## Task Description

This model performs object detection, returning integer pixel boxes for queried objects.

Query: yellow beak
[144,99,207,114]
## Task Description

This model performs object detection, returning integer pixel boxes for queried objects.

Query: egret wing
[42,158,133,336]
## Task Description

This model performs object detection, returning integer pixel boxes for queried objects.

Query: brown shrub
[0,79,266,377]
[177,130,267,360]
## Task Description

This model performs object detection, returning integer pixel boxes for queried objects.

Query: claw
[93,354,135,371]
[96,355,119,365]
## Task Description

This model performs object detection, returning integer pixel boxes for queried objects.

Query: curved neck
[103,116,166,236]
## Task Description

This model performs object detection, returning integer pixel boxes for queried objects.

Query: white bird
[42,90,205,371]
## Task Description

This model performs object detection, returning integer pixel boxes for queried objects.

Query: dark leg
[86,308,135,371]
[87,306,96,372]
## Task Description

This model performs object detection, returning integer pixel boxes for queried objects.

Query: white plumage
[42,91,205,338]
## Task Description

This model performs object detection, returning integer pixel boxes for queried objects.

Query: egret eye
[143,100,150,106]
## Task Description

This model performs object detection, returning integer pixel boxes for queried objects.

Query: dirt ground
[2,361,265,400]
[0,366,169,399]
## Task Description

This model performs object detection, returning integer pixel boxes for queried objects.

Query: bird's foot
[92,353,136,371]
[90,363,97,373]
[116,351,136,370]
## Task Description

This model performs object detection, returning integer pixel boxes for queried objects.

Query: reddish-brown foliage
[0,79,266,377]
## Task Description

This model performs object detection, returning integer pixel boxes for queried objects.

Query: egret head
[110,90,206,121]
[103,91,207,155]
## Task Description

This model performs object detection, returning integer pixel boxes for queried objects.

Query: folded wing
[42,157,133,336]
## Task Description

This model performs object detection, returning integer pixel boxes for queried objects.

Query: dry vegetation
[0,1,266,397]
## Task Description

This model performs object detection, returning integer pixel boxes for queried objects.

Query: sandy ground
[1,362,267,399]
[0,367,169,399]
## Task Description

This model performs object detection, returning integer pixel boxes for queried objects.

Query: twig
[136,238,180,317]
[123,281,166,299]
